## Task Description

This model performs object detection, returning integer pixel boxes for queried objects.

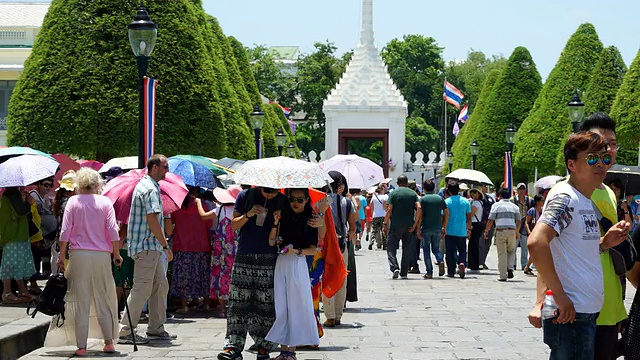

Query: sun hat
[57,170,77,191]
[104,166,124,182]
[469,186,484,200]
[459,183,469,191]
[213,185,242,205]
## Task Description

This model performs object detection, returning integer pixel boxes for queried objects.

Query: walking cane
[115,260,138,352]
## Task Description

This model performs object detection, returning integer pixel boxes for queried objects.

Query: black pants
[468,223,484,270]
[387,226,414,277]
[445,235,467,276]
[594,324,619,360]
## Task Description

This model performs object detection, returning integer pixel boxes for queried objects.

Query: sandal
[103,344,115,353]
[2,293,24,304]
[19,292,34,301]
[273,351,297,360]
[74,348,87,356]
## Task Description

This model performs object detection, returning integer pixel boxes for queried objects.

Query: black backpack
[592,200,638,275]
[480,196,495,224]
[27,273,67,327]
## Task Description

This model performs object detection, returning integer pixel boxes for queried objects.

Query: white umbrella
[320,154,384,190]
[99,156,139,173]
[534,175,562,191]
[445,168,493,186]
[233,156,333,188]
[0,154,59,187]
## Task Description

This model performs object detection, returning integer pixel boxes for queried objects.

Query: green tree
[229,36,261,107]
[445,50,507,112]
[610,48,640,165]
[8,0,229,160]
[450,69,501,171]
[584,46,627,114]
[295,122,324,155]
[405,116,439,156]
[381,35,444,128]
[474,47,542,183]
[514,23,603,177]
[246,45,296,107]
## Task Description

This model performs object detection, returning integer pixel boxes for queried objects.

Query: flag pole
[443,78,448,161]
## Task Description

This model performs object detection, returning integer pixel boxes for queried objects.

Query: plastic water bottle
[541,290,559,320]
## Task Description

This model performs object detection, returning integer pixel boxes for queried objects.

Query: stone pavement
[19,244,635,360]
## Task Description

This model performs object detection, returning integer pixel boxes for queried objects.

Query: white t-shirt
[371,193,388,218]
[538,182,603,314]
[471,200,483,223]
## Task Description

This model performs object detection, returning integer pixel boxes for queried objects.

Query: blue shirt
[234,189,282,255]
[444,195,471,237]
[358,195,366,220]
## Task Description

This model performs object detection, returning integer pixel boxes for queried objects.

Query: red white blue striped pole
[143,76,158,164]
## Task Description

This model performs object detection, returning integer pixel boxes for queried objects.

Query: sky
[203,0,640,80]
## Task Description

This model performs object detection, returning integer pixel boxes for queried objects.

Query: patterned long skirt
[0,240,35,280]
[307,251,325,338]
[170,251,210,299]
[223,254,277,352]
[210,217,238,300]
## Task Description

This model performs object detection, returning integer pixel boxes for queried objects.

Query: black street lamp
[470,139,479,170]
[128,3,157,169]
[286,143,296,158]
[276,129,287,156]
[568,90,585,133]
[446,151,454,173]
[249,105,265,159]
[505,123,517,153]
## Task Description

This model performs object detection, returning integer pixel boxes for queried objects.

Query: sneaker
[146,330,177,340]
[392,269,400,279]
[400,275,408,280]
[507,270,514,279]
[368,243,373,250]
[458,263,466,279]
[409,266,421,274]
[117,333,150,345]
[256,347,269,360]
[217,348,243,360]
[480,264,489,270]
[438,262,445,277]
[497,278,507,282]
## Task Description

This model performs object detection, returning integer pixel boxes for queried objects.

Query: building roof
[0,2,49,28]
[324,0,406,111]
[268,46,299,61]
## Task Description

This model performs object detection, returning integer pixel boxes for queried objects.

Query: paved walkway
[18,244,635,359]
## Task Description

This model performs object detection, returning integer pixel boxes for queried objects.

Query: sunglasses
[288,196,307,204]
[586,153,612,166]
[42,183,53,188]
[262,187,278,194]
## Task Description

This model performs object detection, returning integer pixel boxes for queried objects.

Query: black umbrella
[605,164,640,195]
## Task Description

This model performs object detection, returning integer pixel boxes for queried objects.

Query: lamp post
[470,139,479,170]
[446,151,454,173]
[505,123,517,194]
[128,4,157,169]
[249,105,265,159]
[276,129,287,156]
[286,143,296,158]
[568,90,585,133]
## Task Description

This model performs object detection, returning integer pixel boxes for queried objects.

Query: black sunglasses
[42,182,53,188]
[289,196,307,204]
[262,187,278,194]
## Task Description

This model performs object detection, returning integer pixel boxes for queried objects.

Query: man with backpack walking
[511,183,534,271]
[478,185,495,270]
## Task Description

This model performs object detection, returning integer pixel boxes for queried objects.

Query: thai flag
[270,101,292,118]
[443,80,464,109]
[504,151,513,196]
[458,103,469,123]
[143,77,158,163]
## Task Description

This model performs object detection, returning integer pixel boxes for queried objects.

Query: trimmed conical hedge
[450,69,501,171]
[474,47,542,184]
[8,0,229,160]
[610,48,640,165]
[514,23,603,177]
[584,46,627,114]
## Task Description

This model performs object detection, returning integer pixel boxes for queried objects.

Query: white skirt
[45,250,119,348]
[266,254,319,347]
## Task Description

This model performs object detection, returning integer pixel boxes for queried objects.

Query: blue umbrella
[168,157,219,189]
[0,146,54,164]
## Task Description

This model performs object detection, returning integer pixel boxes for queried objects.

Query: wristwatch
[317,211,325,217]
[162,245,169,250]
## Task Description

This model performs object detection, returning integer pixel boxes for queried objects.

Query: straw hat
[57,170,77,192]
[469,186,484,200]
[213,185,242,205]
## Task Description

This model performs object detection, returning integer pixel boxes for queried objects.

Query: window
[0,81,17,130]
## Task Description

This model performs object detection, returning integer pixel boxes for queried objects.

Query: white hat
[57,170,77,192]
[459,183,469,191]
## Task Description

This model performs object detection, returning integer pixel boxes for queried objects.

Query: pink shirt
[59,194,119,253]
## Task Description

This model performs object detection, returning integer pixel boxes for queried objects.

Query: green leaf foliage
[514,23,603,177]
[474,47,542,184]
[610,48,640,165]
[584,46,627,114]
[228,36,262,107]
[450,69,501,171]
[405,116,439,156]
[8,0,229,160]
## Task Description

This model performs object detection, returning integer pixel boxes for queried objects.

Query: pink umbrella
[77,159,104,171]
[102,169,188,224]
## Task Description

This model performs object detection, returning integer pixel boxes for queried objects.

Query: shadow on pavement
[343,307,395,314]
[38,350,127,357]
